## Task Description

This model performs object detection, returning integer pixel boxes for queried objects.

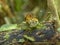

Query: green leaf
[36,23,46,29]
[23,35,35,41]
[0,24,17,31]
[18,39,25,42]
[57,28,60,32]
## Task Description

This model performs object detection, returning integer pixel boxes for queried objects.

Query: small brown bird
[24,12,39,27]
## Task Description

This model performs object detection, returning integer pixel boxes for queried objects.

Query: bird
[24,12,39,27]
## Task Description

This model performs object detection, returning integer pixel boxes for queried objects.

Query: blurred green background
[0,0,60,26]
